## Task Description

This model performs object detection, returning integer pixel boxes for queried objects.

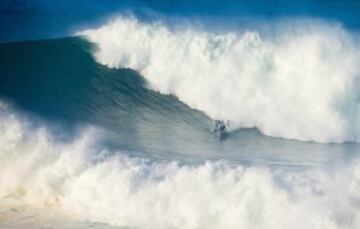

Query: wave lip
[80,16,360,143]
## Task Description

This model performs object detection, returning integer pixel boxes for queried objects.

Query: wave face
[81,17,360,143]
[3,37,354,168]
[1,101,360,228]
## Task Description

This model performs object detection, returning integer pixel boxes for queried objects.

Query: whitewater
[1,100,360,229]
[81,17,360,143]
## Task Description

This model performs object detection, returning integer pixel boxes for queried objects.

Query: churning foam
[80,17,360,143]
[1,102,360,228]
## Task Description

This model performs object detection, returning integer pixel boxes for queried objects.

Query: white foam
[79,17,360,143]
[1,102,360,228]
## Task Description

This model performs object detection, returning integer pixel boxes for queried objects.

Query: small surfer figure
[212,120,227,139]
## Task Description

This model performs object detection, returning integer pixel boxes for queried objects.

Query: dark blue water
[2,0,360,42]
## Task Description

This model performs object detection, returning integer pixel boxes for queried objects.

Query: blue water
[2,0,360,42]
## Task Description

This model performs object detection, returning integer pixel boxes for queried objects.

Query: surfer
[212,120,227,138]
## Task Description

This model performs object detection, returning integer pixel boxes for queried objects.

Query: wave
[4,37,350,166]
[80,17,360,143]
[1,101,360,228]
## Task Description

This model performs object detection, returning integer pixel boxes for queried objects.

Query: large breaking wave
[80,17,360,143]
[1,100,360,228]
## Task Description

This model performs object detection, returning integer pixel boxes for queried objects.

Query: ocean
[1,1,360,228]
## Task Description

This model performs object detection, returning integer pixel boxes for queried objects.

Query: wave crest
[80,17,360,143]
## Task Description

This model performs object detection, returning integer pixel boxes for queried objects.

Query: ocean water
[2,1,360,228]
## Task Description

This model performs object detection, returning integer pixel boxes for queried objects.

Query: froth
[1,102,360,228]
[80,17,360,143]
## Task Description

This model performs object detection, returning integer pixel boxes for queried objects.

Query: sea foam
[1,102,360,228]
[80,17,360,143]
